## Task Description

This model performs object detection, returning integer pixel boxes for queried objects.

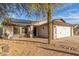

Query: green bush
[2,18,12,25]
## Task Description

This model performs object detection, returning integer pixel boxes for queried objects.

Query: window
[13,26,20,34]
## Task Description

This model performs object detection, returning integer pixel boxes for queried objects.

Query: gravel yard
[0,36,79,56]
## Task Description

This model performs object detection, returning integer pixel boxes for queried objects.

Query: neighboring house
[2,18,74,39]
[73,24,79,35]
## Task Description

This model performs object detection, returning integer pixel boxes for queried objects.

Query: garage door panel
[56,26,71,38]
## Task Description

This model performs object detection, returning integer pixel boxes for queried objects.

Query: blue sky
[53,3,79,24]
[1,3,79,24]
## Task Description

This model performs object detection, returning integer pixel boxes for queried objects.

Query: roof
[52,19,73,26]
[8,18,38,26]
[34,19,73,26]
[3,18,73,26]
[73,24,79,28]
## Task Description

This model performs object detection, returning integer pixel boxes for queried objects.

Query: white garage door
[56,26,71,38]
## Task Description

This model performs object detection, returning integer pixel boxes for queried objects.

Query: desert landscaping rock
[60,45,78,51]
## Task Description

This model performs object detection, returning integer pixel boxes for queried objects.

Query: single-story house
[73,24,79,35]
[2,18,74,39]
[35,19,74,39]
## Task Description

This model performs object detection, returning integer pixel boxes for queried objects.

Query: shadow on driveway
[37,46,79,56]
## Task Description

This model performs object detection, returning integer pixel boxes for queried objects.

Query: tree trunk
[47,3,52,44]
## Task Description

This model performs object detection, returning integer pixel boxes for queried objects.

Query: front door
[33,27,36,36]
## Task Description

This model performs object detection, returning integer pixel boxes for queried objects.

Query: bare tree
[0,3,62,44]
[23,3,62,44]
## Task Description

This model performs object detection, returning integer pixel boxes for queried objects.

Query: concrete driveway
[53,35,79,46]
[50,36,79,55]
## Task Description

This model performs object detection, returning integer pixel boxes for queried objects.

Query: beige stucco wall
[3,26,26,38]
[3,26,13,37]
[36,24,73,39]
[71,27,74,36]
[36,24,48,38]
